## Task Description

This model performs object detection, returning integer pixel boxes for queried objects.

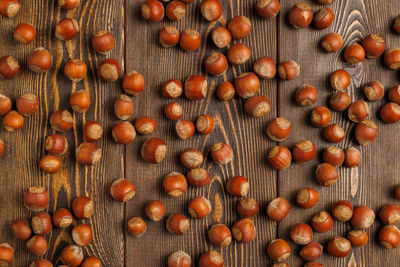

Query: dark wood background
[0,0,399,266]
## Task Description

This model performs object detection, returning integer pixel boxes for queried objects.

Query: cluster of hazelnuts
[0,186,101,266]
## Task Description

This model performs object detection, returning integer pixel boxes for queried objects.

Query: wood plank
[125,0,278,266]
[278,0,400,266]
[0,0,125,265]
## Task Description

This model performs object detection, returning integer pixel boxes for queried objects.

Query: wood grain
[124,0,277,266]
[278,0,400,266]
[0,0,125,266]
[1,0,400,266]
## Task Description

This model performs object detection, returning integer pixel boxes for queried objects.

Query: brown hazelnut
[166,214,189,235]
[266,239,291,263]
[188,196,211,219]
[313,7,335,29]
[83,121,103,142]
[379,225,400,249]
[76,142,101,165]
[162,79,183,99]
[350,206,375,229]
[323,123,345,143]
[184,75,207,100]
[0,0,20,18]
[348,100,370,122]
[11,219,32,240]
[292,140,316,163]
[55,18,79,41]
[322,146,344,167]
[60,245,83,267]
[135,116,156,135]
[210,142,233,165]
[72,196,94,219]
[344,147,360,168]
[327,237,351,257]
[127,217,147,237]
[141,137,167,163]
[227,15,252,39]
[145,200,165,221]
[289,3,313,28]
[235,72,260,98]
[311,211,333,233]
[180,29,201,52]
[123,71,145,96]
[26,235,48,255]
[45,133,69,155]
[180,148,203,168]
[331,200,353,222]
[70,90,90,113]
[28,47,53,73]
[315,163,338,186]
[0,55,19,79]
[200,0,222,21]
[168,250,191,267]
[300,241,323,262]
[199,250,223,267]
[253,56,276,79]
[97,58,120,82]
[163,172,187,197]
[187,168,210,187]
[31,212,52,235]
[245,95,272,117]
[278,60,300,80]
[159,26,180,47]
[208,224,232,247]
[347,229,368,247]
[165,1,185,21]
[23,186,49,211]
[227,43,251,65]
[295,84,317,106]
[268,145,292,171]
[290,223,313,245]
[237,198,259,218]
[232,218,256,243]
[92,30,115,54]
[3,110,23,131]
[72,224,92,246]
[204,51,228,76]
[322,32,343,52]
[50,110,73,132]
[296,188,319,209]
[256,0,280,19]
[110,178,135,202]
[361,34,385,58]
[267,197,290,222]
[211,26,231,48]
[344,43,365,64]
[330,69,351,91]
[227,176,249,197]
[379,204,400,225]
[354,120,378,145]
[64,59,87,82]
[52,208,73,228]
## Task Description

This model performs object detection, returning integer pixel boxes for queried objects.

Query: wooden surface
[0,0,399,266]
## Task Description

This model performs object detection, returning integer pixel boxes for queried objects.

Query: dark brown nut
[31,212,52,235]
[311,211,333,233]
[72,224,93,246]
[237,198,259,218]
[266,239,291,263]
[208,224,232,247]
[72,196,94,219]
[60,245,83,267]
[187,168,210,187]
[300,241,323,262]
[350,206,375,229]
[330,92,351,111]
[231,218,256,243]
[253,56,276,79]
[166,214,189,235]
[331,200,353,222]
[52,208,73,228]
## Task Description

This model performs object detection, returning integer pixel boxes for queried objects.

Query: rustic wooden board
[278,0,400,266]
[1,0,400,266]
[124,0,277,266]
[0,0,125,266]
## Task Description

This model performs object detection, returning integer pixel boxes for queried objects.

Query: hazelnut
[256,0,280,19]
[168,250,191,267]
[11,219,32,240]
[141,0,164,22]
[83,121,103,142]
[28,47,53,73]
[227,176,249,197]
[76,142,101,165]
[60,245,83,267]
[3,110,23,131]
[363,80,384,101]
[348,100,370,122]
[180,29,201,52]
[23,186,49,211]
[347,229,368,247]
[162,79,183,99]
[322,146,344,167]
[123,71,145,96]
[268,145,292,170]
[354,120,378,145]
[31,212,52,235]
[267,197,290,222]
[55,18,79,41]
[0,0,20,18]
[199,250,223,267]
[266,239,291,263]
[204,51,228,76]
[278,60,300,80]
[164,102,183,120]
[180,148,203,168]
[163,172,187,197]
[175,120,195,140]
[311,211,333,233]
[110,178,135,202]
[16,93,39,116]
[184,75,207,100]
[135,116,156,135]
[92,30,115,54]
[64,59,87,82]
[81,256,101,267]
[210,142,233,164]
[200,0,222,21]
[394,16,400,34]
[289,3,313,28]
[70,90,90,113]
[0,55,19,79]
[227,43,251,65]
[245,95,272,117]
[315,163,338,186]
[330,69,351,91]
[237,198,259,218]
[379,225,400,249]
[253,56,276,79]
[127,217,147,237]
[159,26,180,47]
[211,26,231,48]
[52,208,73,228]
[112,121,136,144]
[380,102,400,123]
[141,137,167,163]
[292,140,316,163]
[97,58,120,82]
[166,214,189,235]
[188,196,211,219]
[72,196,94,219]
[322,32,343,52]
[323,123,345,143]
[344,43,365,64]
[295,84,317,106]
[196,114,214,135]
[165,1,185,21]
[311,106,331,127]
[39,155,61,173]
[216,81,235,101]
[296,188,319,209]
[0,93,12,115]
[290,223,313,245]
[327,237,351,258]
[50,110,73,132]
[266,117,292,142]
[235,72,260,98]
[350,206,375,229]
[232,218,256,243]
[145,200,165,221]
[208,224,232,247]
[72,224,93,246]
[379,204,400,225]
[330,91,351,111]
[0,243,13,265]
[331,200,354,222]
[26,235,48,255]
[313,7,335,29]
[187,168,210,187]
[344,147,360,168]
[227,15,252,39]
[300,242,323,262]
[29,259,53,267]
[362,34,385,58]
[384,48,400,69]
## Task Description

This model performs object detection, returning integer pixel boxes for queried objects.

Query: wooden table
[1,0,400,266]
